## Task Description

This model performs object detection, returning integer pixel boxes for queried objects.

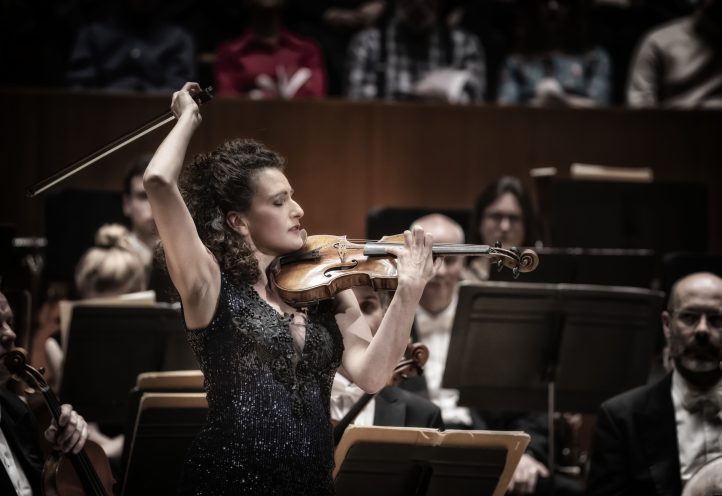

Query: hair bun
[95,224,132,251]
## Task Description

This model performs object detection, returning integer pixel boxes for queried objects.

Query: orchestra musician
[588,272,722,495]
[0,290,89,496]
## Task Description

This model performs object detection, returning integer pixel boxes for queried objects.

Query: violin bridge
[333,237,348,262]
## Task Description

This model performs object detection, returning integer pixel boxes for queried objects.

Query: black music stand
[59,304,197,425]
[489,247,657,289]
[334,426,529,496]
[443,281,664,469]
[121,393,207,496]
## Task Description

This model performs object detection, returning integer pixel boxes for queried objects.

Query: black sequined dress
[179,273,344,495]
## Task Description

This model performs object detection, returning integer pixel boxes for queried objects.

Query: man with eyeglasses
[587,272,722,495]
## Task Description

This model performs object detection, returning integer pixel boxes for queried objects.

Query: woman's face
[479,192,525,247]
[242,168,305,256]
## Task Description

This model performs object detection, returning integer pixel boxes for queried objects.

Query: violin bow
[26,86,214,198]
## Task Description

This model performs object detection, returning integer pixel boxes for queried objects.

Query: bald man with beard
[588,272,722,495]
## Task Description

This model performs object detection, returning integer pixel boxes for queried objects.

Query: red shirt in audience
[214,30,326,98]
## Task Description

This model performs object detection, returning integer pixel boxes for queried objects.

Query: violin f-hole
[323,260,359,278]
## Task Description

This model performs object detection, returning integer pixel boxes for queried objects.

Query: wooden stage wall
[3,89,722,252]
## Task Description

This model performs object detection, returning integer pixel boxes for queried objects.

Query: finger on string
[44,425,58,443]
[403,229,412,248]
[73,425,88,454]
[58,404,72,426]
[62,430,81,453]
[411,225,425,248]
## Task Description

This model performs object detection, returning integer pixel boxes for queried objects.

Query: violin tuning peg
[513,267,520,279]
[511,246,520,255]
[496,259,503,272]
[495,241,502,248]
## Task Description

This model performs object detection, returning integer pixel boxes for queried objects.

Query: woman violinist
[143,82,439,495]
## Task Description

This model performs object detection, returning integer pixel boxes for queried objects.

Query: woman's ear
[226,211,249,236]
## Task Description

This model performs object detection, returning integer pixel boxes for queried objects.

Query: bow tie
[682,390,722,418]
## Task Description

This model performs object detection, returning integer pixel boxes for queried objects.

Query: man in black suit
[331,286,444,431]
[0,290,89,495]
[588,272,722,495]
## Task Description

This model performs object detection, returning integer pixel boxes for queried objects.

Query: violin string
[43,381,106,494]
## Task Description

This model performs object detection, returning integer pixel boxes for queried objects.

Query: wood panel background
[3,89,721,251]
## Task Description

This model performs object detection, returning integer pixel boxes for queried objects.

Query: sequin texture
[179,272,344,495]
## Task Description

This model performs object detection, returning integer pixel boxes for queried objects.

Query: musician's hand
[508,453,550,494]
[44,404,88,454]
[171,82,203,127]
[385,225,441,296]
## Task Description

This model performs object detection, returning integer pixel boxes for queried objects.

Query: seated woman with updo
[465,176,540,282]
[43,224,148,458]
[74,223,148,299]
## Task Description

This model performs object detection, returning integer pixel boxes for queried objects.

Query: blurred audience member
[214,0,327,98]
[66,0,195,92]
[498,0,611,107]
[330,286,444,430]
[588,272,722,495]
[288,1,387,95]
[466,176,539,282]
[627,0,722,108]
[590,0,695,104]
[346,0,485,102]
[123,154,158,268]
[446,0,517,101]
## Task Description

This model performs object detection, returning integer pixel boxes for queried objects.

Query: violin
[3,348,115,496]
[333,342,429,446]
[274,233,539,307]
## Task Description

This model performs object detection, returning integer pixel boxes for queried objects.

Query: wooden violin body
[274,233,539,307]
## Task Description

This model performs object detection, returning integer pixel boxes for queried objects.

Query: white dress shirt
[0,407,34,496]
[415,293,473,427]
[671,369,722,483]
[330,373,375,427]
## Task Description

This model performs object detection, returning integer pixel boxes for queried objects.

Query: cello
[3,348,115,496]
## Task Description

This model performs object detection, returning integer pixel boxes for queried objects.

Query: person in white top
[589,272,722,495]
[330,286,443,431]
[407,213,554,495]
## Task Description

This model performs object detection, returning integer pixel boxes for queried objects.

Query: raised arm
[335,226,440,393]
[143,82,220,328]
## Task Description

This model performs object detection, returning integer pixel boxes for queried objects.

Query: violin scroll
[388,342,429,387]
[489,243,540,279]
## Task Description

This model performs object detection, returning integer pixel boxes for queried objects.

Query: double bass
[3,348,115,496]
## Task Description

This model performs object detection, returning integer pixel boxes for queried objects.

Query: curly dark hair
[178,138,285,285]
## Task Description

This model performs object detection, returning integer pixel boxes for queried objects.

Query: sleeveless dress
[178,272,344,495]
